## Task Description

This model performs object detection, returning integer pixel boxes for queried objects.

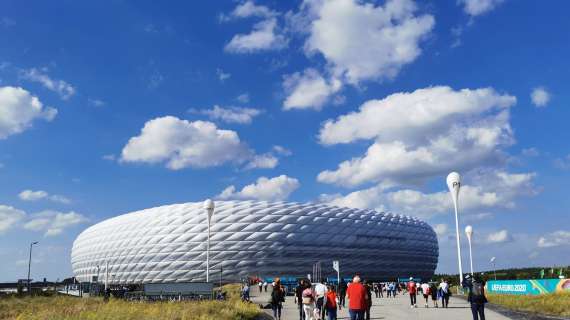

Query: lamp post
[27,241,39,295]
[465,225,474,276]
[447,172,464,286]
[204,199,215,283]
[490,257,497,280]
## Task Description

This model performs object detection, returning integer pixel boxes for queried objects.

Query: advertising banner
[486,278,570,295]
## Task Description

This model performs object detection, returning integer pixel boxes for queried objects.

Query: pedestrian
[406,277,417,308]
[378,283,384,298]
[386,282,392,298]
[242,283,250,302]
[346,274,367,320]
[325,285,338,320]
[264,281,268,292]
[259,281,263,293]
[302,281,316,320]
[296,280,307,320]
[338,279,347,309]
[421,282,430,307]
[373,282,379,298]
[363,280,373,320]
[430,282,438,308]
[439,279,450,308]
[271,278,285,320]
[315,279,327,319]
[464,274,488,320]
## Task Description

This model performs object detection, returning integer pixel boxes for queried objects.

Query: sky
[1,0,569,282]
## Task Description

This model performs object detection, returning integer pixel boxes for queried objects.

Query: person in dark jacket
[271,279,286,320]
[338,279,347,310]
[363,280,373,320]
[463,274,488,320]
[295,279,307,320]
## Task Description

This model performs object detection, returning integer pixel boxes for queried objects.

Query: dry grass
[487,292,570,317]
[0,285,261,320]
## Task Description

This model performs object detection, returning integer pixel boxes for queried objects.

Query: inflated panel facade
[71,201,439,283]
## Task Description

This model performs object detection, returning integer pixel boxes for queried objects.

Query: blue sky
[1,0,569,281]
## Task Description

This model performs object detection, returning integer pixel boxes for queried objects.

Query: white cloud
[88,98,106,107]
[459,0,504,17]
[0,86,57,139]
[244,153,279,170]
[217,68,231,82]
[321,170,536,219]
[225,18,287,53]
[222,0,277,20]
[522,148,539,157]
[121,116,275,170]
[317,86,516,187]
[217,175,300,201]
[434,224,448,237]
[554,155,570,170]
[273,145,292,156]
[530,87,550,108]
[20,68,75,100]
[0,205,26,234]
[302,0,434,84]
[18,190,71,204]
[537,230,570,248]
[283,68,341,110]
[236,93,250,103]
[23,210,88,237]
[486,229,512,243]
[190,105,262,124]
[18,190,48,201]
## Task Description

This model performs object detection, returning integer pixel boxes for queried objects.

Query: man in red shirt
[346,274,367,320]
[407,277,417,308]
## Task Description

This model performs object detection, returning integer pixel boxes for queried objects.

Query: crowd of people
[243,272,488,320]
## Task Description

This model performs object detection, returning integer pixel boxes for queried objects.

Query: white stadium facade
[71,201,439,283]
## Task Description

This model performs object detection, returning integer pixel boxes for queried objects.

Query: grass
[0,284,261,320]
[487,292,570,317]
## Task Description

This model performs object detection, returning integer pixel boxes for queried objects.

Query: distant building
[71,201,439,283]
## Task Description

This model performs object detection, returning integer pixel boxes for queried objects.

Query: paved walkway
[250,287,513,320]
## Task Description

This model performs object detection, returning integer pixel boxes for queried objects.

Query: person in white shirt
[439,279,450,308]
[314,279,327,319]
[421,282,430,307]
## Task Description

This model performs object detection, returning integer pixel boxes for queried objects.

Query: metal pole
[105,261,109,291]
[207,215,210,283]
[468,237,474,276]
[27,243,33,295]
[453,200,464,286]
[493,262,497,280]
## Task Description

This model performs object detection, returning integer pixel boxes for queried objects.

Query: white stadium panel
[71,201,439,283]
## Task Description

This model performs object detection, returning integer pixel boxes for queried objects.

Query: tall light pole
[490,257,497,280]
[27,241,39,295]
[204,199,215,283]
[465,225,474,276]
[447,172,464,286]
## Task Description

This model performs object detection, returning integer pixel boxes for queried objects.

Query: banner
[486,278,570,295]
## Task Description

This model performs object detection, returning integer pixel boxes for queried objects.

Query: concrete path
[250,287,513,320]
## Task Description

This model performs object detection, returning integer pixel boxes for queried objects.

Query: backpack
[472,281,483,297]
[302,288,314,304]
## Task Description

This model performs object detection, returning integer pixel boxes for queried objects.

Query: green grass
[0,285,261,320]
[487,292,570,317]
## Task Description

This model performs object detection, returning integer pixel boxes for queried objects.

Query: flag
[540,269,544,279]
[333,260,339,272]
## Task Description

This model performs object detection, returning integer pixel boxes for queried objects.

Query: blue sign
[486,279,570,295]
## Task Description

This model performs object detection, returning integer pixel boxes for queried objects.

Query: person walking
[464,275,488,320]
[325,285,338,320]
[421,282,430,308]
[406,277,417,308]
[439,279,450,308]
[315,279,327,319]
[271,279,285,320]
[346,274,367,320]
[378,283,384,298]
[296,280,308,320]
[242,283,250,302]
[301,281,316,320]
[338,279,347,310]
[363,280,373,320]
[259,281,263,293]
[264,281,268,292]
[430,282,438,308]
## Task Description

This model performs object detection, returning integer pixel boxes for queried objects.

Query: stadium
[71,201,439,284]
